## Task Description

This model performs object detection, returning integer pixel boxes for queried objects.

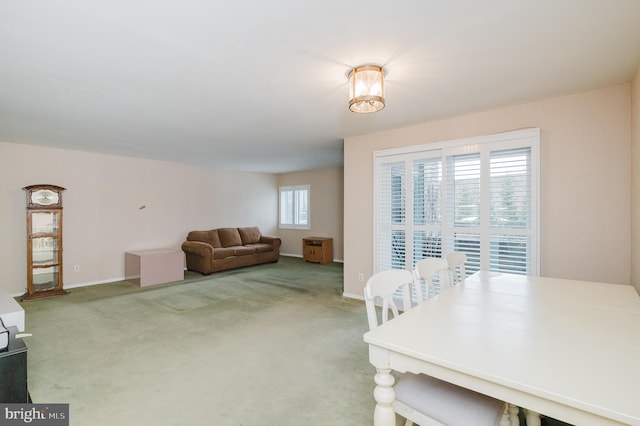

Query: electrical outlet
[73,265,80,272]
[358,273,364,282]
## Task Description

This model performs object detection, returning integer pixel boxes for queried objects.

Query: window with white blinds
[374,129,540,277]
[279,185,310,229]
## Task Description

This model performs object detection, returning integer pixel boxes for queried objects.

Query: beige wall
[344,84,632,298]
[632,68,640,293]
[0,142,278,295]
[277,167,344,261]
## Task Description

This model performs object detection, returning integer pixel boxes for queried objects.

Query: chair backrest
[413,257,451,301]
[446,252,468,285]
[364,269,414,331]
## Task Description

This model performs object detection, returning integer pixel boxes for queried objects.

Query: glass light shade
[349,65,385,113]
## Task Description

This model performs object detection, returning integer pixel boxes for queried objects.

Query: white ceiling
[2,1,640,173]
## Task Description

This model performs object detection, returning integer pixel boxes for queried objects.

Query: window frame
[373,128,540,277]
[279,184,311,230]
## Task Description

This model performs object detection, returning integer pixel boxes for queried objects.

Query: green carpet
[19,257,375,426]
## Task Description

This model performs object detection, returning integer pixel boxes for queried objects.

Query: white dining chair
[446,251,468,285]
[413,257,452,302]
[364,269,414,330]
[364,269,513,426]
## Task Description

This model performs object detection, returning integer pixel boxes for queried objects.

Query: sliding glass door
[374,129,540,277]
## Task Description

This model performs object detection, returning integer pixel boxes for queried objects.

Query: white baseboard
[65,277,127,290]
[343,292,364,301]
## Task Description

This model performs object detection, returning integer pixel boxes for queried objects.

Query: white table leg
[373,369,396,426]
[499,407,510,426]
[508,404,520,426]
[525,409,542,426]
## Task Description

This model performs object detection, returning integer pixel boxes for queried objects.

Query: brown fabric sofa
[181,227,281,274]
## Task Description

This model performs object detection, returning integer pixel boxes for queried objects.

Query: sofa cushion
[218,228,243,247]
[188,230,221,248]
[213,247,236,259]
[247,243,273,254]
[233,246,257,256]
[239,227,262,245]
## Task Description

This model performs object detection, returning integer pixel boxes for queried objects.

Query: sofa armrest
[181,241,214,257]
[260,236,281,248]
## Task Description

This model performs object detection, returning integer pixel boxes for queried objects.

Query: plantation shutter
[444,153,482,274]
[412,156,443,260]
[488,147,532,273]
[376,161,407,270]
[295,187,309,226]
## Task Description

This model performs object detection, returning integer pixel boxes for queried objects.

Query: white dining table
[363,271,640,426]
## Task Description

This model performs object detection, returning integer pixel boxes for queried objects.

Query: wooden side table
[125,249,185,287]
[302,237,333,264]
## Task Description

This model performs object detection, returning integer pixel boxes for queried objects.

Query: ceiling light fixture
[348,64,386,113]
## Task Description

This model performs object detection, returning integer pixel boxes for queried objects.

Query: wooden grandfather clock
[22,184,68,300]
